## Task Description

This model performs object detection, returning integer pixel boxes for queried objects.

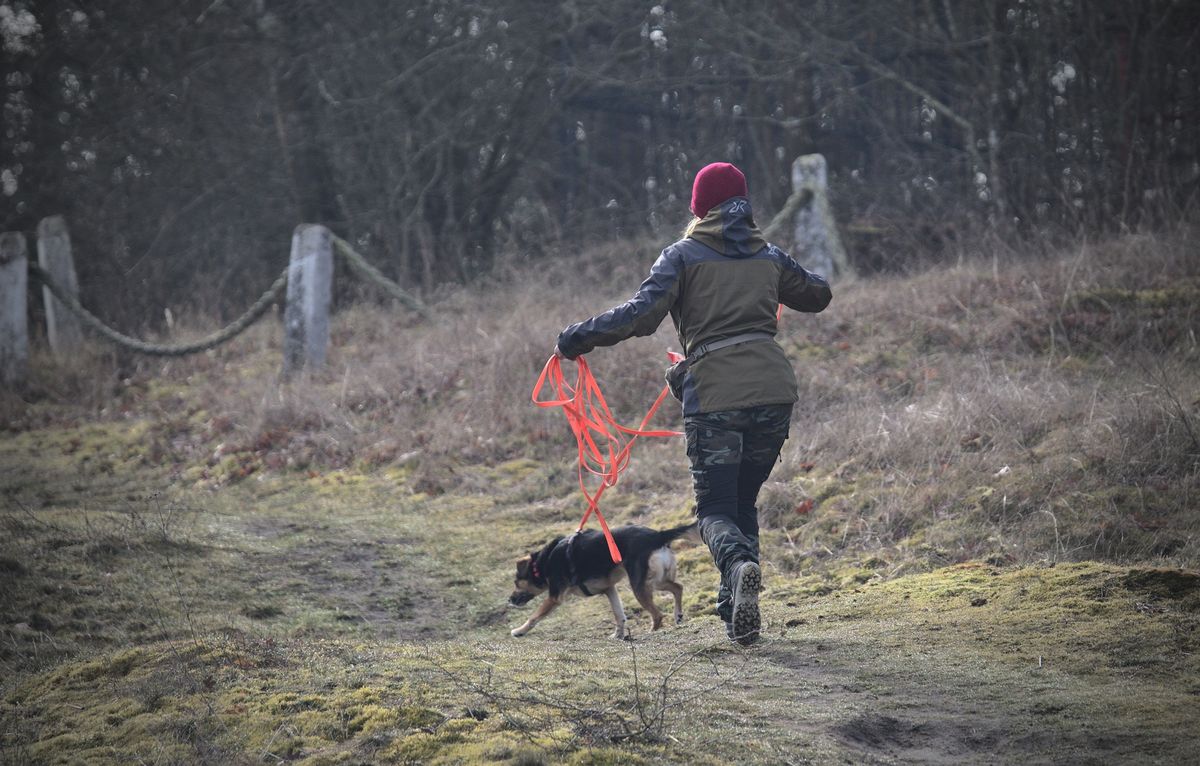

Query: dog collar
[531,560,542,582]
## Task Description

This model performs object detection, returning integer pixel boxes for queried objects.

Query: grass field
[2,229,1198,764]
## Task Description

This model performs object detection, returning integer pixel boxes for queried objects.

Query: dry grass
[4,228,1197,570]
[762,230,1200,572]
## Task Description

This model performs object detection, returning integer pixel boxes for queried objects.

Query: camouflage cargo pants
[684,403,792,623]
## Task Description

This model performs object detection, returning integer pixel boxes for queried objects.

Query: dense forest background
[3,0,1197,326]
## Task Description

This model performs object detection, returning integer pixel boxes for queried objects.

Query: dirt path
[748,640,1055,764]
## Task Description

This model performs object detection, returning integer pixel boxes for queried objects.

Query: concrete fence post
[792,154,855,281]
[282,224,333,377]
[0,232,28,387]
[37,215,84,357]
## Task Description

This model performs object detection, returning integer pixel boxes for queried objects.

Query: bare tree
[3,0,1195,325]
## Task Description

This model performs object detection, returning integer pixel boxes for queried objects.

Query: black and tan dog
[508,523,696,639]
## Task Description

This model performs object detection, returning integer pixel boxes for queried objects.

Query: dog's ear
[514,555,532,577]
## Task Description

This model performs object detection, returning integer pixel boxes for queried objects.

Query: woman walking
[554,162,832,644]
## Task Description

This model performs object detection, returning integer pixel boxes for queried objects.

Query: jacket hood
[684,196,767,258]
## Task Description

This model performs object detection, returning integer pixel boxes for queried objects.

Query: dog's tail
[655,522,700,548]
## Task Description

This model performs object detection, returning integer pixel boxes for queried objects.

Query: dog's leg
[604,587,629,640]
[510,596,560,637]
[662,580,684,625]
[632,585,665,631]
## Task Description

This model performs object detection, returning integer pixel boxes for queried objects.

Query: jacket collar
[685,196,767,258]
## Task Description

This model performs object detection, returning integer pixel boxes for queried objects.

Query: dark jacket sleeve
[557,249,683,359]
[774,245,832,313]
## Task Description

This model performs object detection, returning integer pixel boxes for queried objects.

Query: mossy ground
[3,450,1198,764]
[2,232,1198,763]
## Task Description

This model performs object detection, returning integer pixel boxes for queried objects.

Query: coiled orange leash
[532,306,784,562]
[531,353,684,563]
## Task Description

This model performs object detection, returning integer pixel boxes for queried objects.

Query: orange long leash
[531,353,684,563]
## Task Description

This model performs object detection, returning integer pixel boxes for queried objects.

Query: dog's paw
[674,613,684,625]
[510,627,528,638]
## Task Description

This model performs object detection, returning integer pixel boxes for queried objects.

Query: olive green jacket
[557,197,832,415]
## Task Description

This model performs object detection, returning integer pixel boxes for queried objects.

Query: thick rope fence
[29,262,289,357]
[0,222,430,385]
[332,235,433,319]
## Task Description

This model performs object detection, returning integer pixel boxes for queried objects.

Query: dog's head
[508,553,546,607]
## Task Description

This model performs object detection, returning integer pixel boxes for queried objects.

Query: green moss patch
[7,559,1198,764]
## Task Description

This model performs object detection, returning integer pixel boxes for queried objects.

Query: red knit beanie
[690,162,748,217]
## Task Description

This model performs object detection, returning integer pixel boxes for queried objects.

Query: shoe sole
[731,562,761,645]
